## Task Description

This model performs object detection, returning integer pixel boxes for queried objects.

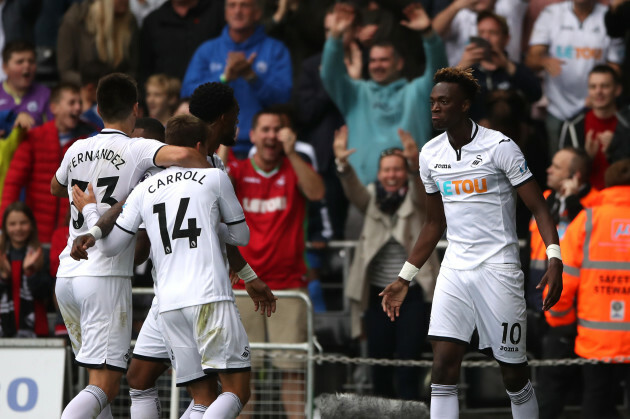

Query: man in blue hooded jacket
[321,3,448,185]
[182,0,292,158]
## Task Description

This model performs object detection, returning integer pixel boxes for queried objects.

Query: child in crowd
[145,74,181,126]
[0,41,53,129]
[0,202,53,337]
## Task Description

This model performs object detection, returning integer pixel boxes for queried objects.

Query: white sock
[180,400,195,419]
[430,383,458,419]
[96,404,112,419]
[130,387,160,419]
[204,392,242,419]
[188,403,208,419]
[507,380,539,419]
[61,385,108,419]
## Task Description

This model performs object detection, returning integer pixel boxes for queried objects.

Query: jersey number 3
[71,177,119,229]
[153,198,202,255]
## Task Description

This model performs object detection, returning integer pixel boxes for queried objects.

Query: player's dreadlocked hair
[433,67,481,102]
[189,82,236,124]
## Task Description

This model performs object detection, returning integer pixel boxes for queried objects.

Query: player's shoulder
[541,1,569,16]
[477,125,515,150]
[420,132,448,156]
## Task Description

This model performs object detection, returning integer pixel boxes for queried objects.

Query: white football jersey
[55,129,165,278]
[529,1,625,120]
[116,166,246,313]
[420,121,532,269]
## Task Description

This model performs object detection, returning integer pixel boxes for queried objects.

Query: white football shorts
[158,301,251,386]
[428,263,528,364]
[133,297,170,362]
[56,276,132,371]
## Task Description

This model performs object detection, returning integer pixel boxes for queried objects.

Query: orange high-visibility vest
[533,188,599,323]
[552,186,630,360]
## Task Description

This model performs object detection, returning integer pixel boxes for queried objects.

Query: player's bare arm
[517,180,563,311]
[278,128,326,201]
[70,185,126,260]
[50,175,68,197]
[154,144,212,169]
[226,244,277,317]
[134,230,150,265]
[380,192,446,321]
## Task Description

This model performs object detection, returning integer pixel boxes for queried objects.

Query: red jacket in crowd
[0,120,95,243]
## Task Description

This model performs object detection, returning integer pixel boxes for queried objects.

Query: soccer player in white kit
[380,67,564,419]
[50,73,211,419]
[80,114,255,418]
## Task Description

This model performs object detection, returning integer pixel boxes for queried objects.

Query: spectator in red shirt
[227,108,324,418]
[0,82,96,244]
[558,64,623,190]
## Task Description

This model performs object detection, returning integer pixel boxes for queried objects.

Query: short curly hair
[433,67,481,103]
[189,82,236,124]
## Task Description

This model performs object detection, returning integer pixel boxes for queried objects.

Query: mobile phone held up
[469,36,492,61]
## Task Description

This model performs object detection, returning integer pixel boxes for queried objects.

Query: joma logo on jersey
[436,178,488,196]
[612,220,630,242]
[434,163,451,169]
[243,197,287,213]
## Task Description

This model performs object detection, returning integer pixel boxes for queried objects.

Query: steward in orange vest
[529,147,599,311]
[545,159,630,419]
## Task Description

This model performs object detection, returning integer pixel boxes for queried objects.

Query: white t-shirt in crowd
[529,1,625,120]
[420,121,533,270]
[444,0,529,66]
[55,129,165,278]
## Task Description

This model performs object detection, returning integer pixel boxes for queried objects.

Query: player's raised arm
[154,144,212,169]
[380,192,446,321]
[517,180,563,311]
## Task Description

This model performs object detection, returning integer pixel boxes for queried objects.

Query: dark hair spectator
[0,82,97,243]
[557,63,622,190]
[0,40,52,129]
[0,202,53,338]
[139,0,226,85]
[526,0,624,159]
[321,3,447,185]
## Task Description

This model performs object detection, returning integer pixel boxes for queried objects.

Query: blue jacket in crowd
[320,34,447,185]
[181,25,292,156]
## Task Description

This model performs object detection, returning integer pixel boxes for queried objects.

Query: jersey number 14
[153,198,202,254]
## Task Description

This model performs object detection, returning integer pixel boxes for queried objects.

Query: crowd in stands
[1,0,629,413]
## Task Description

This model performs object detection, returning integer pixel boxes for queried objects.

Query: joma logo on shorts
[499,345,519,352]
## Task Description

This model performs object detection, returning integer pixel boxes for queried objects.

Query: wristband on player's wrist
[546,244,561,261]
[398,261,419,282]
[237,264,257,283]
[87,226,102,241]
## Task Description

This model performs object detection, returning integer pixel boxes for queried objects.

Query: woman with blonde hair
[57,0,139,85]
